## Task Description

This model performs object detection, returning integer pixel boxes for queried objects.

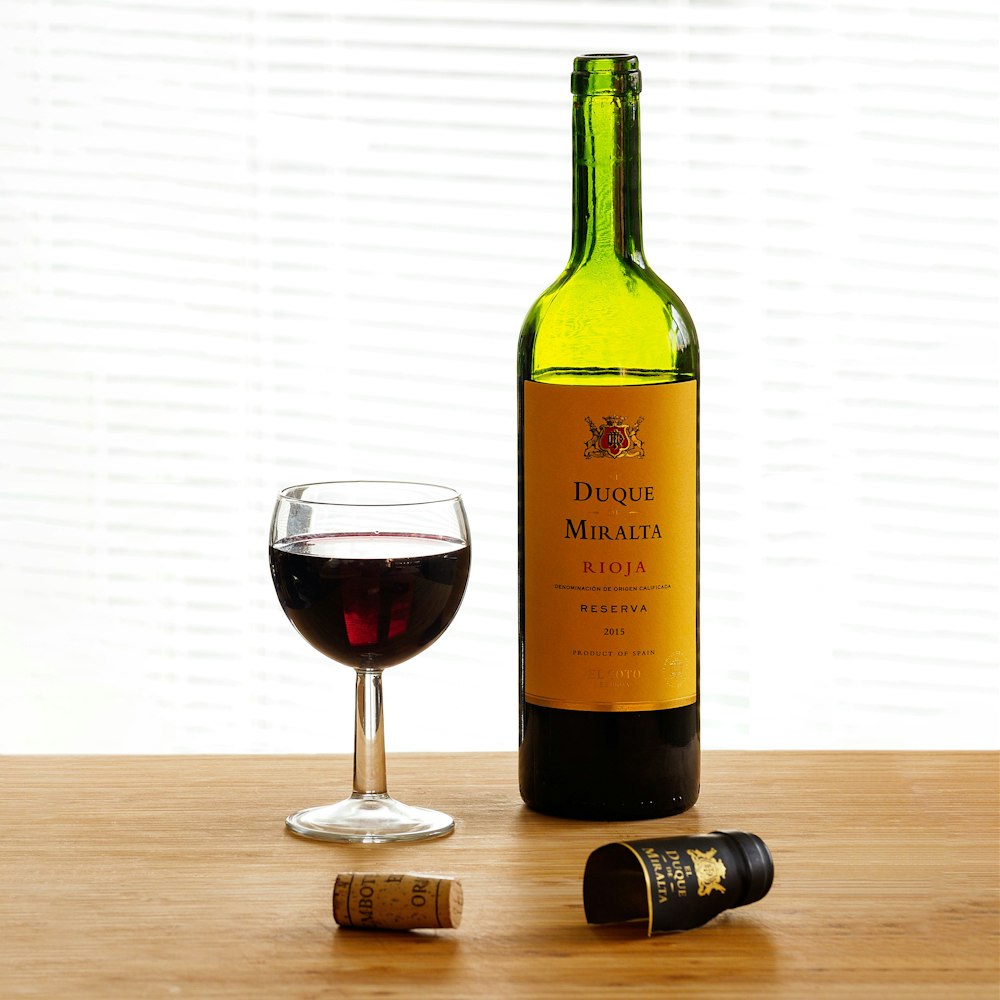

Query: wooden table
[1,752,997,998]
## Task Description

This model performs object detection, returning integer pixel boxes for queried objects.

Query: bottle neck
[570,91,645,268]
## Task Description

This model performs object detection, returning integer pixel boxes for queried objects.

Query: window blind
[1,0,996,751]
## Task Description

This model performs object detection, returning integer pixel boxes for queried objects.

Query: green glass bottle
[517,54,700,819]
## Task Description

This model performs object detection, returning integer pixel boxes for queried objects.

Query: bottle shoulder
[518,258,699,382]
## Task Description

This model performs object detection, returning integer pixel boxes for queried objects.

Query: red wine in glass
[269,531,471,669]
[269,480,470,844]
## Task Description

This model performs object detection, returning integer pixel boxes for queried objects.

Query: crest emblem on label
[584,415,645,459]
[687,848,727,897]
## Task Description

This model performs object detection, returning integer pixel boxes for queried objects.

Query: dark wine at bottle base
[270,532,470,669]
[520,704,699,820]
[517,55,700,819]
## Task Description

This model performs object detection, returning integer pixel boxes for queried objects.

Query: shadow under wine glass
[269,481,471,843]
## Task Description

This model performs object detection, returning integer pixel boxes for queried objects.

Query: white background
[1,0,997,753]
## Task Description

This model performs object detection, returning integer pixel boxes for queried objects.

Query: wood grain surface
[1,752,996,998]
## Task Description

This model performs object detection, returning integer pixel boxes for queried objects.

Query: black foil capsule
[583,830,774,935]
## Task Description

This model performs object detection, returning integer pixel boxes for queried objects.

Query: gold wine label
[522,380,697,711]
[332,873,463,931]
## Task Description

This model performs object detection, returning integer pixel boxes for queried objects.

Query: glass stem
[352,668,387,797]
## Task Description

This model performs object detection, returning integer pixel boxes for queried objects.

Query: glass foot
[285,793,455,844]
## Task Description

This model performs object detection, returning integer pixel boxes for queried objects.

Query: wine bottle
[517,54,700,819]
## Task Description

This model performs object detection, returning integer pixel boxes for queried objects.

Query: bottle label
[522,380,697,711]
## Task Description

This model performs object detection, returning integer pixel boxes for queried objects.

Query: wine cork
[332,873,463,931]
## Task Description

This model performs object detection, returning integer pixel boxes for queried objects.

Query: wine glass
[269,481,471,843]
